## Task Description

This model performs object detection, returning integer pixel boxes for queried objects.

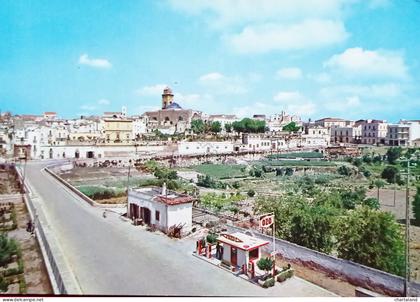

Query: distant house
[43,112,57,120]
[127,184,195,237]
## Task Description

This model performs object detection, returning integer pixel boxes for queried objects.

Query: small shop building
[216,232,270,270]
[127,184,195,237]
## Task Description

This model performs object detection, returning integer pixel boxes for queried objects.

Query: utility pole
[404,159,410,297]
[126,159,132,218]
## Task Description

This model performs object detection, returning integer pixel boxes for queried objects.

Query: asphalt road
[24,161,334,296]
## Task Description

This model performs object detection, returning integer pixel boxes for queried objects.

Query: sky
[0,0,419,123]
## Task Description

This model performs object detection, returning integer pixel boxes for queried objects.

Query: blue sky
[0,0,419,122]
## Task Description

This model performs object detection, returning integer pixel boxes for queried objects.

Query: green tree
[381,165,400,183]
[224,123,232,133]
[247,189,256,197]
[0,234,18,266]
[373,179,386,202]
[191,119,205,134]
[362,197,380,210]
[232,118,266,133]
[282,122,301,132]
[413,186,420,225]
[337,165,352,176]
[257,257,274,275]
[386,147,402,164]
[339,188,366,210]
[210,121,222,133]
[335,207,405,276]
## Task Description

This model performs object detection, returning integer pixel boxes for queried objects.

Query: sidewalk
[192,247,337,297]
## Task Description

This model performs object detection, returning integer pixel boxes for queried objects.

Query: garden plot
[59,166,155,204]
[0,167,20,194]
[0,201,52,294]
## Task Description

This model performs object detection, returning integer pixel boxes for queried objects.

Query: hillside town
[2,0,420,299]
[1,87,420,161]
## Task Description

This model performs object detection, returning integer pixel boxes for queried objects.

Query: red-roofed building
[216,232,269,271]
[127,184,195,237]
[43,112,57,120]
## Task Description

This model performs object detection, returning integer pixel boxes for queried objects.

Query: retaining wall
[225,224,420,297]
[14,165,82,294]
[44,166,126,209]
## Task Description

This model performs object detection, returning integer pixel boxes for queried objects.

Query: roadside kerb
[44,166,126,209]
[15,165,82,294]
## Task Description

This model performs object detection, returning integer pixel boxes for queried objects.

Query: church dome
[166,102,182,109]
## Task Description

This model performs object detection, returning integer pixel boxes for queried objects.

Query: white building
[331,125,362,144]
[361,120,388,145]
[387,120,420,146]
[216,232,269,271]
[267,111,301,132]
[127,185,195,237]
[177,141,234,156]
[302,125,330,148]
[207,114,239,134]
[240,133,272,152]
[132,115,149,138]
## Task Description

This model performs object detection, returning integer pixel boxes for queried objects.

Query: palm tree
[373,179,386,202]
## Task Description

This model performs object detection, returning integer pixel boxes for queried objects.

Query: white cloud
[78,54,112,69]
[228,19,349,54]
[97,99,110,105]
[169,0,345,27]
[324,47,408,79]
[310,72,332,84]
[135,84,168,96]
[320,83,402,98]
[199,72,224,81]
[276,67,302,80]
[272,91,316,117]
[198,72,247,95]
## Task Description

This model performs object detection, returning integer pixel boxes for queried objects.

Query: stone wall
[226,224,420,297]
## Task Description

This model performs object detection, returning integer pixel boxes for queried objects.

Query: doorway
[231,247,237,267]
[141,207,151,225]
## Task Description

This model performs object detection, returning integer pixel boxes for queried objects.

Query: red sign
[259,215,274,228]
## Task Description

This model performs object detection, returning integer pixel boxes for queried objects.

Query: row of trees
[191,118,267,135]
[191,120,222,134]
[254,188,404,276]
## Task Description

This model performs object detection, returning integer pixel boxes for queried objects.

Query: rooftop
[130,186,195,206]
[217,232,270,251]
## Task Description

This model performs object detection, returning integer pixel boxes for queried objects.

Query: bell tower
[162,87,174,109]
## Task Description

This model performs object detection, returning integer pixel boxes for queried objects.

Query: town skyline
[1,0,420,121]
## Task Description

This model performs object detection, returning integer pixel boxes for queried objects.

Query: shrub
[247,189,256,197]
[232,181,241,189]
[0,234,18,266]
[0,276,8,292]
[257,257,274,274]
[284,167,294,176]
[206,233,218,244]
[337,165,351,176]
[381,165,401,184]
[262,277,275,288]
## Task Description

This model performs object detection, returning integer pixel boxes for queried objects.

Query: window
[155,211,160,221]
[249,248,259,260]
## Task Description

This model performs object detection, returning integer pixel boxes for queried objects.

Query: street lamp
[399,152,419,297]
[126,159,132,218]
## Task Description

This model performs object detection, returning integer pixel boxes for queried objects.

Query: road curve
[24,160,334,296]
